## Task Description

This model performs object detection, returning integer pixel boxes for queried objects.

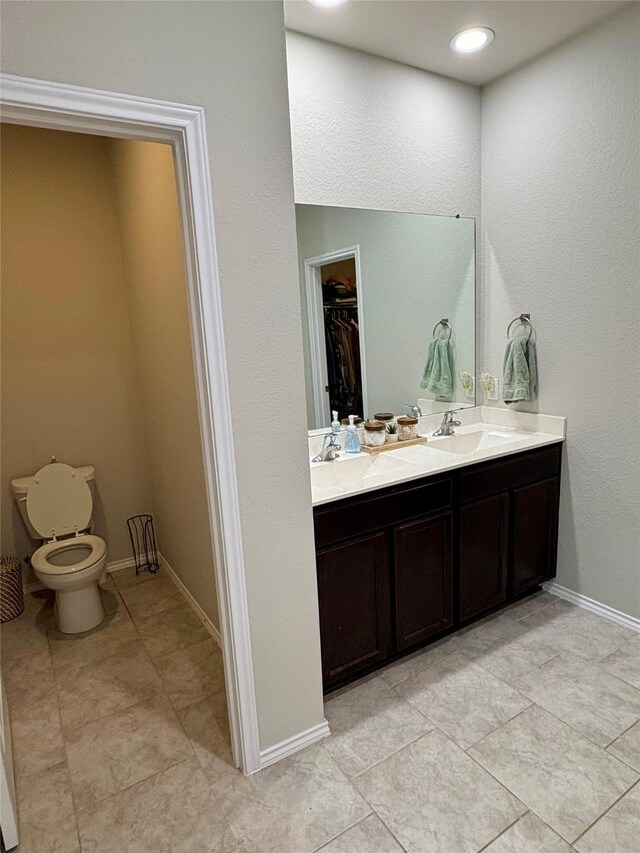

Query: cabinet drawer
[460,444,561,503]
[314,476,452,548]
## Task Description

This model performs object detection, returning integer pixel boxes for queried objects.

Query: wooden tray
[361,436,428,454]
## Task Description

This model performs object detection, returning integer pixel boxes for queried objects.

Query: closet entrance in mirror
[304,245,368,430]
[297,205,476,433]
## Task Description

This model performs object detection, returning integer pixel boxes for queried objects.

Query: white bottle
[331,410,341,434]
[344,414,362,454]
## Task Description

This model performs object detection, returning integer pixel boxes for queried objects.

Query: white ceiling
[284,0,631,86]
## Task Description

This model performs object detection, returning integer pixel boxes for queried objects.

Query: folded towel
[503,337,538,404]
[420,337,455,398]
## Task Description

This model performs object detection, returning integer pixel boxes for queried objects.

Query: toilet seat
[26,462,92,540]
[31,534,106,576]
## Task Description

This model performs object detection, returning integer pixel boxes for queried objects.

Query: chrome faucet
[312,432,342,463]
[433,410,462,437]
[405,404,423,418]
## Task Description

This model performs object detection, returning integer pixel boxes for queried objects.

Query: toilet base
[55,583,105,633]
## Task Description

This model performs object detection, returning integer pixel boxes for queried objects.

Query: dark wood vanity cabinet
[394,511,453,650]
[313,443,562,691]
[316,532,391,686]
[459,493,509,622]
[511,477,560,596]
[458,446,561,620]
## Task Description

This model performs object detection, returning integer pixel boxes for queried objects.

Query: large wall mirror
[295,204,476,431]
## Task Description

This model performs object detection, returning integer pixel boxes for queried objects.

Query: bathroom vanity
[296,200,565,691]
[310,414,565,691]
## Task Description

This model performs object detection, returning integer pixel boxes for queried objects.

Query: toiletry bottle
[344,414,362,454]
[331,410,341,434]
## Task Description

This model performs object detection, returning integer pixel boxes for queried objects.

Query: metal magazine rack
[127,514,159,576]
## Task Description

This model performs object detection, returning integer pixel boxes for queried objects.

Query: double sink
[310,426,534,496]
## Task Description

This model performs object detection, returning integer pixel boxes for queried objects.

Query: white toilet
[11,462,108,633]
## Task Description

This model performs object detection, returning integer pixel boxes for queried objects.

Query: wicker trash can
[0,557,24,623]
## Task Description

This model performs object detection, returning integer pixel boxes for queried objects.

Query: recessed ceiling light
[307,0,349,7]
[450,27,495,54]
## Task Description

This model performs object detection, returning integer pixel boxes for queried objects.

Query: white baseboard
[106,556,137,573]
[157,553,222,648]
[543,582,640,633]
[259,720,330,771]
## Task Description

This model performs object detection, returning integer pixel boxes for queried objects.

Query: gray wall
[2,0,324,751]
[286,33,481,217]
[481,5,640,617]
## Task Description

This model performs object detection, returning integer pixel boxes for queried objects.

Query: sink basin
[310,452,417,491]
[428,429,531,455]
[389,443,453,464]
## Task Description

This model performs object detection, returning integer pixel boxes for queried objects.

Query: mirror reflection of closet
[321,257,363,423]
[297,204,476,433]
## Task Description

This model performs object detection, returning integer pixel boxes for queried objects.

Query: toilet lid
[26,463,92,539]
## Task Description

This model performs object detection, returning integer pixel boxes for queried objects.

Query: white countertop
[309,406,566,507]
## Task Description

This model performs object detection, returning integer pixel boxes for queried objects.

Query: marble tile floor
[2,581,639,852]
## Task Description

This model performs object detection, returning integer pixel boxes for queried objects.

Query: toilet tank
[11,465,96,540]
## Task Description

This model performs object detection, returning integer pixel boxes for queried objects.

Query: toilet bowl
[12,462,108,634]
[31,534,107,633]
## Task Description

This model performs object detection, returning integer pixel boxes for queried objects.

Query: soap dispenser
[344,414,362,454]
[331,410,341,434]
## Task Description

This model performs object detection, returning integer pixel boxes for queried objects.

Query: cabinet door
[460,493,509,622]
[512,477,560,596]
[394,511,453,651]
[316,532,392,688]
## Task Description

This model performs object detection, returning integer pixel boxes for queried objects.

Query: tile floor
[2,578,639,852]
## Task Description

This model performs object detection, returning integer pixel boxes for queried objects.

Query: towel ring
[507,314,533,342]
[433,318,452,339]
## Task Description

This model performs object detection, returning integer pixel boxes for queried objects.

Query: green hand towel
[503,337,538,404]
[420,338,455,398]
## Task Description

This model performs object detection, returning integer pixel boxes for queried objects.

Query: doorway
[0,122,238,818]
[0,74,261,777]
[304,246,369,428]
[320,257,364,422]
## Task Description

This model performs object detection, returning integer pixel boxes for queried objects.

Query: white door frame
[0,74,262,774]
[303,245,369,427]
[1,676,19,850]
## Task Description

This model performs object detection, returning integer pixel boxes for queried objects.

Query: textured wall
[0,125,153,576]
[286,32,481,217]
[481,5,640,617]
[2,0,324,750]
[110,139,219,629]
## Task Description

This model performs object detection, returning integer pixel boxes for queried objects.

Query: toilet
[11,462,107,633]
